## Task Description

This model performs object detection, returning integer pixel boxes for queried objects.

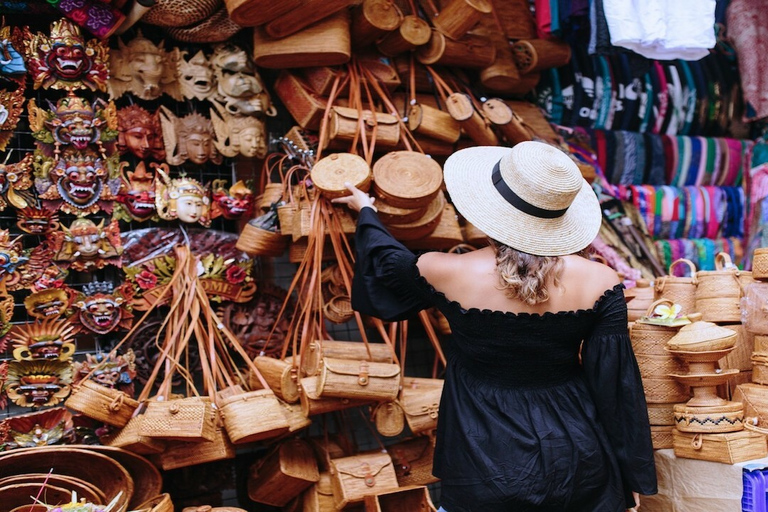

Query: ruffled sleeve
[351,207,434,321]
[581,285,658,506]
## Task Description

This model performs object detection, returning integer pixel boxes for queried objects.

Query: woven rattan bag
[302,339,395,377]
[400,377,443,435]
[372,151,443,210]
[219,386,291,444]
[330,451,399,509]
[65,379,139,428]
[363,484,438,512]
[301,471,336,512]
[247,438,320,507]
[323,107,400,151]
[101,414,166,455]
[253,356,300,403]
[300,376,372,417]
[742,282,768,335]
[154,425,236,471]
[654,258,698,316]
[371,401,405,437]
[316,358,400,401]
[696,252,753,323]
[140,396,217,442]
[389,436,438,487]
[753,247,768,280]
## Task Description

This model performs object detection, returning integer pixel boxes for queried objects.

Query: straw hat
[443,141,600,256]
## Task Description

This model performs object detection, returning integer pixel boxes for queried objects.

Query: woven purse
[330,451,399,509]
[247,438,320,507]
[389,436,438,487]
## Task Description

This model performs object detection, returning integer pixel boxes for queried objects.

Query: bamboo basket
[752,354,768,385]
[316,358,400,401]
[101,414,166,455]
[225,0,300,26]
[400,377,444,435]
[274,71,329,131]
[300,376,372,416]
[653,258,698,316]
[248,439,320,507]
[696,252,751,323]
[385,192,445,241]
[673,403,745,433]
[372,401,405,437]
[719,323,752,372]
[507,100,559,144]
[512,39,572,74]
[445,92,498,145]
[65,379,139,427]
[330,452,399,509]
[481,98,533,145]
[139,396,217,442]
[301,472,335,512]
[219,389,291,444]
[364,485,438,512]
[280,400,313,433]
[236,223,287,258]
[264,0,356,39]
[304,66,348,97]
[310,153,372,200]
[672,429,767,464]
[756,334,768,354]
[253,11,352,69]
[254,356,301,403]
[647,403,676,426]
[489,0,536,39]
[372,151,443,209]
[629,300,685,356]
[432,0,492,40]
[303,340,395,376]
[753,247,768,280]
[734,383,768,429]
[742,282,768,335]
[352,0,404,48]
[407,103,461,143]
[0,475,104,506]
[154,426,236,470]
[650,426,674,450]
[376,15,431,56]
[416,31,495,68]
[389,436,438,487]
[134,494,174,512]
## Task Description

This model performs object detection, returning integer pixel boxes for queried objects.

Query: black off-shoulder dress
[351,208,658,512]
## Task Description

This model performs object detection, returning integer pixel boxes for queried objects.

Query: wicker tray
[372,151,443,209]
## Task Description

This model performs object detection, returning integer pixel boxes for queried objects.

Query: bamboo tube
[407,102,462,143]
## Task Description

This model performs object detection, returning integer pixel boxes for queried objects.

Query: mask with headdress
[155,168,211,227]
[211,180,254,220]
[178,49,216,101]
[158,106,221,166]
[117,104,165,161]
[49,218,123,271]
[5,359,73,407]
[114,161,160,222]
[210,102,267,159]
[109,30,181,101]
[72,281,133,335]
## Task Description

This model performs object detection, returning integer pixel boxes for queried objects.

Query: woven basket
[300,376,371,417]
[279,400,313,433]
[254,356,300,403]
[719,323,752,371]
[752,354,768,385]
[489,0,536,39]
[654,258,698,316]
[625,280,655,322]
[0,483,74,512]
[672,429,767,464]
[696,252,750,323]
[635,353,686,379]
[324,107,400,151]
[135,494,174,512]
[330,452,399,509]
[756,334,768,354]
[323,294,354,324]
[511,39,571,74]
[264,0,355,39]
[65,379,138,427]
[310,153,371,199]
[389,437,438,487]
[352,0,404,47]
[372,151,443,209]
[743,282,768,335]
[647,403,676,426]
[303,340,395,377]
[140,396,217,442]
[407,103,461,143]
[666,321,738,352]
[384,192,445,241]
[753,247,768,280]
[236,223,287,258]
[301,471,336,512]
[274,71,329,131]
[416,30,496,69]
[154,426,236,471]
[629,300,685,355]
[650,426,674,450]
[376,14,431,56]
[219,389,291,444]
[253,11,351,69]
[734,383,768,429]
[372,401,405,437]
[0,474,104,505]
[642,377,690,404]
[225,0,299,26]
[316,358,400,401]
[101,415,166,455]
[400,377,443,435]
[144,0,220,27]
[248,439,320,507]
[165,6,242,43]
[432,0,492,39]
[673,402,744,433]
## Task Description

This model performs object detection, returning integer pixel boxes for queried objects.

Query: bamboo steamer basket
[650,426,674,450]
[432,0,492,40]
[265,0,356,39]
[310,153,371,199]
[219,389,292,444]
[384,192,445,241]
[154,426,236,471]
[647,403,676,426]
[253,11,351,69]
[654,258,698,316]
[752,247,768,280]
[407,103,461,143]
[512,39,572,74]
[225,0,300,26]
[352,0,404,47]
[376,15,431,56]
[372,151,443,209]
[673,402,744,433]
[445,92,499,145]
[64,379,139,427]
[625,279,654,322]
[695,252,751,323]
[416,31,496,69]
[666,321,738,352]
[672,429,767,464]
[629,299,686,355]
[101,414,166,455]
[300,376,372,416]
[254,356,300,403]
[134,494,174,512]
[374,196,429,224]
[248,439,320,507]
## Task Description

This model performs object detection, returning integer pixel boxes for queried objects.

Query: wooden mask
[72,281,134,335]
[155,168,211,227]
[210,43,275,117]
[117,104,165,161]
[5,359,73,408]
[210,103,267,159]
[159,106,221,166]
[109,30,181,101]
[114,161,160,223]
[210,180,254,220]
[49,218,123,271]
[178,50,216,101]
[10,318,77,362]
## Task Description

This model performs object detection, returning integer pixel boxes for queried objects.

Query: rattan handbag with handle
[330,451,399,509]
[389,436,438,487]
[696,252,753,323]
[654,258,698,316]
[247,438,320,507]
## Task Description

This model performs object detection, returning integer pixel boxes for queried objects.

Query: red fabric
[535,0,553,39]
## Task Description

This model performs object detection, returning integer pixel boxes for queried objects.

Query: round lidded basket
[323,294,354,324]
[654,258,698,317]
[372,151,443,209]
[629,299,687,356]
[666,320,738,352]
[511,39,572,74]
[673,402,744,433]
[310,153,371,199]
[753,247,768,280]
[384,192,445,241]
[695,252,751,323]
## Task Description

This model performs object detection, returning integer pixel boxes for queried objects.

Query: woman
[332,141,657,512]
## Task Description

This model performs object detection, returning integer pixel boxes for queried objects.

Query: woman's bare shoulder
[562,256,622,295]
[417,248,493,282]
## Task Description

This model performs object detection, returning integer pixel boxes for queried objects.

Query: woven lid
[372,151,443,208]
[374,195,429,224]
[360,0,403,31]
[666,321,738,351]
[311,153,371,199]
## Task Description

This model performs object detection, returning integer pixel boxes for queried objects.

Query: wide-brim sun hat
[443,141,601,256]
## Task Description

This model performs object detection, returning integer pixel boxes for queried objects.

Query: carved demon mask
[5,359,73,407]
[211,43,274,117]
[109,31,181,101]
[17,205,60,235]
[159,106,221,166]
[211,180,254,220]
[210,103,267,159]
[25,18,109,92]
[0,26,26,77]
[117,104,165,161]
[73,281,133,335]
[0,152,34,210]
[179,50,215,101]
[24,287,75,321]
[115,161,159,222]
[155,168,211,227]
[75,350,137,394]
[0,87,25,151]
[6,408,72,448]
[0,230,28,282]
[11,318,77,362]
[50,218,123,271]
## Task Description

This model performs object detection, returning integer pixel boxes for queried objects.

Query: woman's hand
[331,182,376,213]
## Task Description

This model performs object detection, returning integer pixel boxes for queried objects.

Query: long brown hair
[489,239,565,305]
